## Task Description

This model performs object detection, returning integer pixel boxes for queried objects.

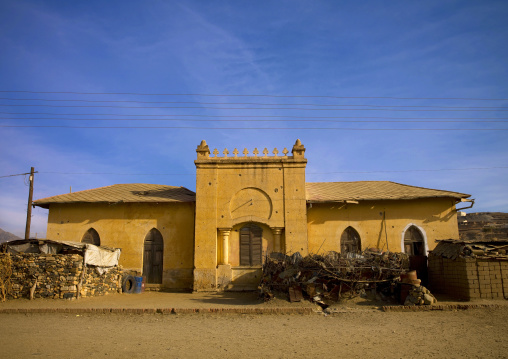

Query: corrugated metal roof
[305,181,470,202]
[34,184,196,208]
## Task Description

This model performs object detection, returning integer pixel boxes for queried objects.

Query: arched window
[240,224,262,266]
[143,228,164,284]
[404,225,424,256]
[340,226,361,254]
[81,228,100,246]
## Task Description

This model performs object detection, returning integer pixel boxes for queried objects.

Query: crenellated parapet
[196,139,306,161]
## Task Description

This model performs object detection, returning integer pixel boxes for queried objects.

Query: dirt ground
[1,306,507,358]
[1,292,507,358]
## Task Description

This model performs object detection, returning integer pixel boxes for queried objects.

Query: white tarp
[83,244,121,267]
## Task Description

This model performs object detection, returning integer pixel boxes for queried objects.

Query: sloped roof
[34,184,196,208]
[306,181,470,202]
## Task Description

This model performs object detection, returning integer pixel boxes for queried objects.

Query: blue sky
[0,0,507,238]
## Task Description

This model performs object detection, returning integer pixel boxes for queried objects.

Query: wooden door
[240,225,262,266]
[143,229,164,284]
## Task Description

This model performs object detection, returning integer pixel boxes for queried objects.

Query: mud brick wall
[1,253,122,300]
[429,255,508,300]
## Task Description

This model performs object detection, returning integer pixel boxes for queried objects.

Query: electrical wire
[2,125,507,130]
[2,104,507,111]
[0,171,37,179]
[1,90,507,101]
[1,116,507,123]
[1,97,507,109]
[34,166,508,177]
[3,112,507,120]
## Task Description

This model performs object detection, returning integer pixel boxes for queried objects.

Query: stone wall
[1,253,122,300]
[429,255,508,300]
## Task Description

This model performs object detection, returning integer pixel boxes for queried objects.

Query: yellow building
[34,140,471,291]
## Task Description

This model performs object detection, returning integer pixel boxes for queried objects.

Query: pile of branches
[259,250,409,306]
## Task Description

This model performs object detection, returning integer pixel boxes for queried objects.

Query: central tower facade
[193,139,308,291]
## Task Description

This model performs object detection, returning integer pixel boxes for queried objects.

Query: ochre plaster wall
[45,202,195,289]
[307,198,459,254]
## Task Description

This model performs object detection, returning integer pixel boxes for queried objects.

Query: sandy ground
[0,292,507,358]
[0,307,507,359]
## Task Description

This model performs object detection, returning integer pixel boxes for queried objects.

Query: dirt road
[1,307,506,358]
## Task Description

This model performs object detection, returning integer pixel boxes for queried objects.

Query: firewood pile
[259,250,410,307]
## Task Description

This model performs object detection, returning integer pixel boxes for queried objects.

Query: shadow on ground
[188,291,263,306]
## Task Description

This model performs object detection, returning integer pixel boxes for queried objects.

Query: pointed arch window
[240,225,262,266]
[143,228,164,284]
[404,225,424,256]
[81,228,100,246]
[340,226,361,254]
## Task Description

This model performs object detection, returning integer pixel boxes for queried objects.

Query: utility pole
[24,167,35,240]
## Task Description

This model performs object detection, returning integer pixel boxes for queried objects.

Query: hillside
[458,212,508,241]
[0,228,21,244]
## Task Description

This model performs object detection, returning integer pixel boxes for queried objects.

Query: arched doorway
[404,225,425,256]
[240,224,262,266]
[81,228,100,246]
[340,226,361,254]
[143,228,164,284]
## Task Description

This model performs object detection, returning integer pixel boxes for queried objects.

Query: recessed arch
[401,224,428,256]
[81,228,100,246]
[143,228,164,284]
[340,226,361,254]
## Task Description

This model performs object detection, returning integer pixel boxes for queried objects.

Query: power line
[2,104,507,112]
[3,112,507,120]
[0,118,500,125]
[40,171,193,176]
[1,90,507,101]
[2,125,507,130]
[309,167,508,174]
[36,166,508,176]
[0,171,39,179]
[1,97,507,109]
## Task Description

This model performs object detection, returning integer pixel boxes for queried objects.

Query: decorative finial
[223,148,229,157]
[262,148,269,157]
[196,139,210,159]
[282,148,289,156]
[233,148,239,157]
[212,148,219,157]
[291,139,305,158]
[243,148,249,157]
[253,148,259,157]
[273,148,279,156]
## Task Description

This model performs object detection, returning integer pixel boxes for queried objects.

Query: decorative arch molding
[230,215,274,228]
[81,228,100,246]
[401,223,429,256]
[229,187,273,220]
